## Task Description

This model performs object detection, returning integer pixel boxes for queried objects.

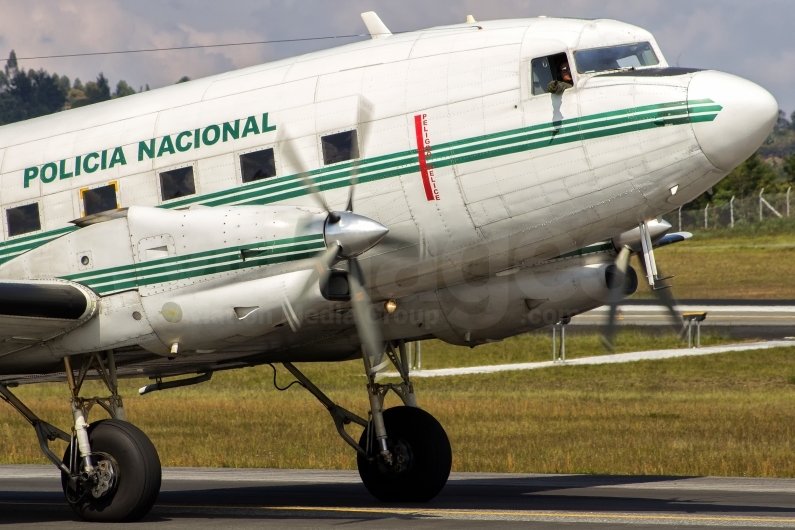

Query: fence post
[678,206,682,231]
[788,187,791,217]
[759,188,765,221]
[730,196,735,228]
[704,203,709,229]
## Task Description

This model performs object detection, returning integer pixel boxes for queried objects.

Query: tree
[712,153,778,202]
[0,66,68,124]
[114,80,135,98]
[775,109,791,132]
[176,76,190,84]
[783,154,795,185]
[57,75,70,95]
[72,73,112,108]
[73,77,84,91]
[4,50,18,77]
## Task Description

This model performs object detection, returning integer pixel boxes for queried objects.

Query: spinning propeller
[280,102,390,373]
[602,221,689,352]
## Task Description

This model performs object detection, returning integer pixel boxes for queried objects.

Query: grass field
[4,330,795,478]
[1,221,793,477]
[636,217,795,299]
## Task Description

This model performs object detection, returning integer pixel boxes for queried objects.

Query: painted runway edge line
[384,340,795,378]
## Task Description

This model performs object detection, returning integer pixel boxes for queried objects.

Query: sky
[0,0,793,114]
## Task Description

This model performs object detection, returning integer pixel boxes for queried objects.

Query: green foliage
[176,76,191,84]
[0,64,68,125]
[0,48,151,122]
[715,153,778,200]
[71,73,112,108]
[783,154,795,184]
[691,153,778,208]
[114,80,136,98]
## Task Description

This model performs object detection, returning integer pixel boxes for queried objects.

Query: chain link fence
[662,189,793,231]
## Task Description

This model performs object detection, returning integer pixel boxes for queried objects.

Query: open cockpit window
[530,52,570,96]
[6,203,41,237]
[321,130,359,165]
[574,42,659,74]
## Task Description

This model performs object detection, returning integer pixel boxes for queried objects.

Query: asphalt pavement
[2,466,795,528]
[571,299,795,340]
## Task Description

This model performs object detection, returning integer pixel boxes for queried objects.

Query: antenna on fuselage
[361,12,391,39]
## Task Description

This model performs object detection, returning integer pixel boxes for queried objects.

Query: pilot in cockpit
[547,60,573,95]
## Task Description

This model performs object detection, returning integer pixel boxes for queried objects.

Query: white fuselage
[0,17,777,370]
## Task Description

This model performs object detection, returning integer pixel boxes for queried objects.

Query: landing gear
[284,340,452,503]
[60,352,161,522]
[356,406,451,502]
[0,351,161,522]
[61,420,161,522]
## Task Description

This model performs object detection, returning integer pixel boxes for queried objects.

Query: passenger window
[6,203,41,237]
[530,52,570,96]
[82,183,118,216]
[240,148,276,183]
[321,130,359,165]
[159,167,196,201]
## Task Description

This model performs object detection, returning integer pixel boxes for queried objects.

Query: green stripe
[67,240,326,295]
[160,99,718,210]
[2,98,720,267]
[65,234,323,281]
[0,226,78,264]
[553,241,615,260]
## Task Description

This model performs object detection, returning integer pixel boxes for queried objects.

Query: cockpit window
[530,52,570,96]
[573,42,659,74]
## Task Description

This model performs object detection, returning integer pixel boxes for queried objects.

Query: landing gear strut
[285,340,452,503]
[0,351,161,522]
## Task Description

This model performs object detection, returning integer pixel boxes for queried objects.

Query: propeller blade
[602,246,631,352]
[345,96,375,214]
[348,257,385,373]
[279,127,335,217]
[295,244,341,305]
[636,255,683,333]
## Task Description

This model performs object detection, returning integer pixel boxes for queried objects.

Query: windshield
[574,42,659,74]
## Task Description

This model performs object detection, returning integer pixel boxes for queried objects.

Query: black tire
[61,419,161,522]
[357,406,452,502]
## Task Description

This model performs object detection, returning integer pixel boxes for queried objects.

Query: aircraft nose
[688,70,778,172]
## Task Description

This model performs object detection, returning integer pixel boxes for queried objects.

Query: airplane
[0,11,777,522]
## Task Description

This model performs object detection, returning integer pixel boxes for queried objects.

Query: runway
[2,466,795,528]
[573,300,795,339]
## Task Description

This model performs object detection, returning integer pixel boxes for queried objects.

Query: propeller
[602,225,684,352]
[636,255,683,334]
[602,246,632,352]
[280,97,390,374]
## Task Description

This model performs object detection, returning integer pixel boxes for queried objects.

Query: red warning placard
[414,114,439,201]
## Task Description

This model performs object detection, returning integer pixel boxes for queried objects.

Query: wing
[0,280,98,360]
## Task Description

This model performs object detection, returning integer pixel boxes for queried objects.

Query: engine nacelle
[383,258,636,346]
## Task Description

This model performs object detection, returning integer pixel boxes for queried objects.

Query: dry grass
[633,217,795,299]
[2,330,794,478]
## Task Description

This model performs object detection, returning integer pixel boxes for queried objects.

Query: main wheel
[357,406,452,502]
[61,419,161,522]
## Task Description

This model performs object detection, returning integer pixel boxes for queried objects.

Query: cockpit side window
[530,52,570,96]
[573,42,659,74]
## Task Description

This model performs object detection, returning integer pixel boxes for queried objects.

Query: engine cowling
[383,258,633,346]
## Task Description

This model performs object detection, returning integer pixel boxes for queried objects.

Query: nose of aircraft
[688,71,778,172]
